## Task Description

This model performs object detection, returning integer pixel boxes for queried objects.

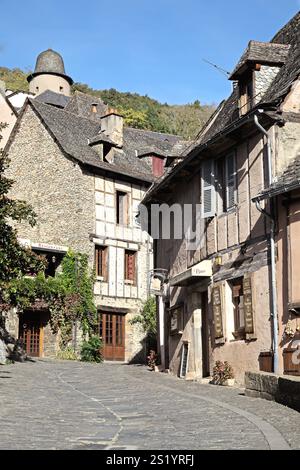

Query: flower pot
[223,378,235,387]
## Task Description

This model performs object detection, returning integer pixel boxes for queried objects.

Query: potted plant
[212,360,235,386]
[147,349,158,371]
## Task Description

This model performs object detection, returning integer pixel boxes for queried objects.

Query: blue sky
[0,1,299,105]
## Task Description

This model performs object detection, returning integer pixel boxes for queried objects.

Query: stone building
[3,49,187,362]
[143,12,300,383]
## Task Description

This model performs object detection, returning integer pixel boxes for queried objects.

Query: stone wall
[245,371,300,412]
[6,104,95,263]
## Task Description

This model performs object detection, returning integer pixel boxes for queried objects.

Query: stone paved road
[0,359,299,450]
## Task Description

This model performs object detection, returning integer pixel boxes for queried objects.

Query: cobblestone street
[0,360,299,450]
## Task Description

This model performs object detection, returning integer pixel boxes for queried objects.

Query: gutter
[253,111,279,375]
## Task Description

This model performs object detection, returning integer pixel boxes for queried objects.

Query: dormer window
[239,72,254,116]
[229,40,290,117]
[91,103,98,114]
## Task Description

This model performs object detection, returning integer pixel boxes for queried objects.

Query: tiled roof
[35,90,71,108]
[142,11,300,202]
[29,98,187,183]
[229,41,290,80]
[256,154,300,200]
[64,91,108,121]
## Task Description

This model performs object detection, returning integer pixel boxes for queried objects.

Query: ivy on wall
[4,251,97,347]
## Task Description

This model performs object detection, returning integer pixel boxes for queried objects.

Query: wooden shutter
[212,285,224,343]
[243,275,256,339]
[95,246,107,279]
[125,250,136,282]
[152,156,165,177]
[226,152,236,209]
[201,159,215,218]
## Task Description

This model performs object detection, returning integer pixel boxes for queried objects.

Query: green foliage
[130,297,157,337]
[56,347,78,361]
[0,125,44,310]
[80,335,103,363]
[0,66,216,138]
[4,251,97,344]
[0,67,29,92]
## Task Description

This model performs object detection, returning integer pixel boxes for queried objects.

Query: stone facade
[5,102,153,362]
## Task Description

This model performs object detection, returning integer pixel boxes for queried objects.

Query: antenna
[202,58,230,77]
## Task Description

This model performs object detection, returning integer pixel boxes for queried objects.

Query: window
[203,153,236,218]
[35,86,39,93]
[124,250,136,283]
[230,278,245,340]
[225,152,237,210]
[216,153,237,213]
[59,86,64,93]
[95,246,107,279]
[239,75,253,115]
[116,191,129,225]
[201,159,215,218]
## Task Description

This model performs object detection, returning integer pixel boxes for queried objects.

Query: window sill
[231,330,246,342]
[217,207,237,218]
[96,276,107,282]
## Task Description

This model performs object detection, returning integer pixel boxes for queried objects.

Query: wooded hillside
[0,66,216,139]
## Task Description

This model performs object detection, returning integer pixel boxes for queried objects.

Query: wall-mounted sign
[170,305,183,335]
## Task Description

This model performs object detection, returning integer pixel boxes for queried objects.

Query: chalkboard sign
[180,342,189,378]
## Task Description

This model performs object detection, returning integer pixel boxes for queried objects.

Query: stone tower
[27,49,73,96]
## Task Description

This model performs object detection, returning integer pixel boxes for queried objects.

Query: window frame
[95,245,108,280]
[124,249,137,284]
[116,190,129,226]
[229,277,246,340]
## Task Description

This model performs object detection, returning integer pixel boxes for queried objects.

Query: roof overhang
[169,260,213,287]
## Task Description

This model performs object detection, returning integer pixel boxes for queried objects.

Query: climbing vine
[3,251,97,347]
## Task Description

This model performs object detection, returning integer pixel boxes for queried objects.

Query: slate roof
[35,90,71,108]
[190,12,300,149]
[256,154,300,200]
[64,91,108,121]
[28,98,187,183]
[229,41,290,80]
[27,49,73,85]
[143,11,300,202]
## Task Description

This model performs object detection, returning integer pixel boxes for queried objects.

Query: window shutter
[125,251,136,282]
[212,285,224,343]
[226,153,236,210]
[243,275,256,339]
[201,159,215,218]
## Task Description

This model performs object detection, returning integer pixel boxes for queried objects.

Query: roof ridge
[271,11,300,43]
[30,97,102,127]
[124,125,187,141]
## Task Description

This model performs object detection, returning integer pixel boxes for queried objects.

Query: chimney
[91,103,98,114]
[100,108,123,148]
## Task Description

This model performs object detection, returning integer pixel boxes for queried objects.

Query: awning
[169,260,212,287]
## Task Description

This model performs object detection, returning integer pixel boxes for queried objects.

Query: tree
[0,122,43,308]
[129,297,157,338]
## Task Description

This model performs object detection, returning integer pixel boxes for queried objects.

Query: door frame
[18,310,45,357]
[98,310,126,361]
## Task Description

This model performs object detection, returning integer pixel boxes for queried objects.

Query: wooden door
[19,312,43,357]
[99,313,125,361]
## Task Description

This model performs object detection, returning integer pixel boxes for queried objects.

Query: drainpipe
[253,113,279,375]
[158,295,165,370]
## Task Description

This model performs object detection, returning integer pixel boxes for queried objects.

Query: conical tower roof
[27,49,73,84]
